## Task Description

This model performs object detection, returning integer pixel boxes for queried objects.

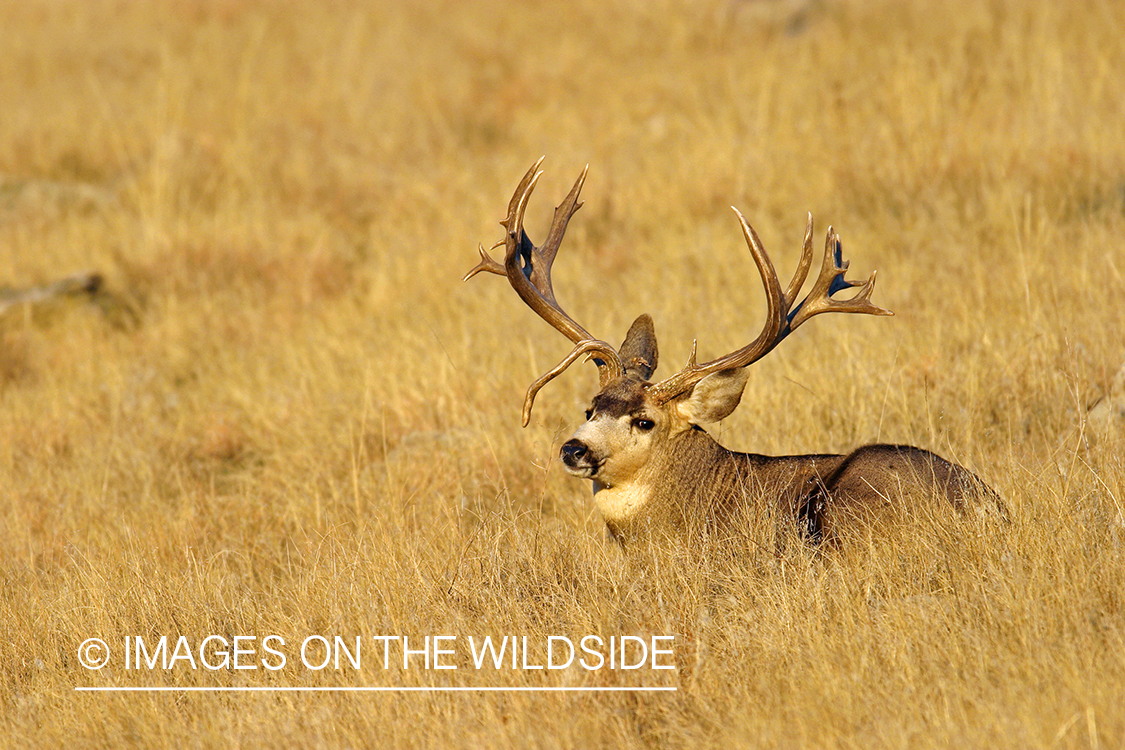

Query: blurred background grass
[1,0,1123,747]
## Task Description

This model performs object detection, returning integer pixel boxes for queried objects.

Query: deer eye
[584,409,593,421]
[633,418,655,431]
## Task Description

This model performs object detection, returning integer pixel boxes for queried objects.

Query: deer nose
[560,439,588,467]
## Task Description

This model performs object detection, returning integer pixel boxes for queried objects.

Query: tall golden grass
[2,0,1123,746]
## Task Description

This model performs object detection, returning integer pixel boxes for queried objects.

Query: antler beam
[648,211,892,404]
[464,159,625,424]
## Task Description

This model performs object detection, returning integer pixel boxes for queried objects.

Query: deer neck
[591,426,734,539]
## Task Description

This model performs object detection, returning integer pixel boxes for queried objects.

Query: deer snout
[561,439,588,464]
[560,439,598,477]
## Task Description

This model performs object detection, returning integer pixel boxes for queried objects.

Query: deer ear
[618,314,658,381]
[675,368,751,424]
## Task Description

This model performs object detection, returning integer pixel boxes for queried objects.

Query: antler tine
[786,225,893,331]
[463,158,595,342]
[648,208,787,404]
[541,164,588,269]
[522,340,625,427]
[514,165,588,313]
[502,164,595,344]
[462,239,506,281]
[506,156,546,225]
[782,212,815,307]
[463,159,544,282]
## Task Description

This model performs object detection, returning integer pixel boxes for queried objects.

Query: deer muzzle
[560,439,599,478]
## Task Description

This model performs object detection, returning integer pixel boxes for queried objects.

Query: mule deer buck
[466,159,1003,546]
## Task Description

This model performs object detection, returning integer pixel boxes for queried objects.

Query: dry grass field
[2,0,1124,747]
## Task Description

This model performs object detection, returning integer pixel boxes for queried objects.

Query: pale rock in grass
[1086,360,1125,445]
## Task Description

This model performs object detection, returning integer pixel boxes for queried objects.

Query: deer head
[465,159,892,501]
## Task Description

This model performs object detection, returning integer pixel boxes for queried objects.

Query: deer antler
[465,159,624,425]
[647,211,892,404]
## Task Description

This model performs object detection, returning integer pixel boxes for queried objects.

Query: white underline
[75,686,676,693]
